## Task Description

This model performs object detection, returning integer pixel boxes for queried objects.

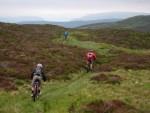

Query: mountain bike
[87,60,94,72]
[32,79,40,102]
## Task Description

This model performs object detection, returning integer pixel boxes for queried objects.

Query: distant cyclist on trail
[31,63,46,96]
[64,31,69,40]
[86,50,96,72]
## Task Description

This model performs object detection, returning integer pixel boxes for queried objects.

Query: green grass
[0,70,150,113]
[54,35,150,56]
[143,82,150,89]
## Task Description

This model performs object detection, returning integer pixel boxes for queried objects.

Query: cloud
[0,0,150,20]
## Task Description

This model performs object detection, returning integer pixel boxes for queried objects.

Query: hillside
[0,23,150,113]
[73,29,150,49]
[78,12,150,21]
[0,23,88,80]
[79,15,150,32]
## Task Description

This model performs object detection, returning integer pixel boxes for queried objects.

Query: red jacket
[86,52,96,61]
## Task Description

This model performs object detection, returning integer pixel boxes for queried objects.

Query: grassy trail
[54,34,150,55]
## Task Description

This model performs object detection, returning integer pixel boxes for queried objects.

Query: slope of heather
[72,29,150,49]
[0,23,87,80]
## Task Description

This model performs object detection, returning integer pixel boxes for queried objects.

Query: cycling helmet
[37,63,43,68]
[89,49,94,52]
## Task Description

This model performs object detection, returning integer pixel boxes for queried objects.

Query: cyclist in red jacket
[86,50,96,72]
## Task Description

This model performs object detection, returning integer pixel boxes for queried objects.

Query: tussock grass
[0,70,149,113]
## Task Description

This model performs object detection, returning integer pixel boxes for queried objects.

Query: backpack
[64,32,68,36]
[87,53,93,59]
[34,67,42,76]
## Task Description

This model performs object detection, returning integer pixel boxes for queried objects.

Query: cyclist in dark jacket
[64,31,69,40]
[31,63,46,96]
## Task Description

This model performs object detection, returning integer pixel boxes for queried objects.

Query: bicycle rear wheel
[32,88,37,102]
[87,61,94,72]
[32,93,36,102]
[32,82,39,102]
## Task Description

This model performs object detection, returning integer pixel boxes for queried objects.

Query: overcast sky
[0,0,150,21]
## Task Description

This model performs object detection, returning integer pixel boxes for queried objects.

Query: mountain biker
[64,31,69,40]
[86,50,96,71]
[31,63,46,96]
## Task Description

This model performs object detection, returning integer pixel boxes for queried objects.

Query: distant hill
[1,12,149,28]
[18,19,120,28]
[77,12,150,21]
[18,12,149,28]
[79,15,150,32]
[0,16,44,23]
